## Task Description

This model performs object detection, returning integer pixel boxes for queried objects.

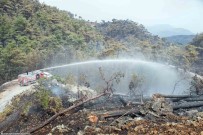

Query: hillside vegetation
[0,0,202,84]
[191,33,203,48]
[190,33,203,74]
[0,0,108,84]
[96,20,199,70]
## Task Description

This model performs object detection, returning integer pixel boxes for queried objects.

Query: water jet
[42,59,199,96]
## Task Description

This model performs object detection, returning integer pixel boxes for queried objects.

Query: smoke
[45,59,193,96]
[50,86,66,97]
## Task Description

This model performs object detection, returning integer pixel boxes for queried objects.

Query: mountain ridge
[164,35,195,45]
[147,24,194,37]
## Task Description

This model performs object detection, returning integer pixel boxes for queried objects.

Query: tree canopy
[0,0,202,84]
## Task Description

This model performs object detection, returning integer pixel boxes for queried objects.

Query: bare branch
[29,92,109,134]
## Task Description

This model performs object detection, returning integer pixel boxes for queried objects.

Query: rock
[196,112,203,118]
[185,110,198,117]
[134,117,143,121]
[151,100,162,112]
[140,95,173,116]
[154,98,173,114]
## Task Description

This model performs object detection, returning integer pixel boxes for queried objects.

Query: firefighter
[36,74,40,80]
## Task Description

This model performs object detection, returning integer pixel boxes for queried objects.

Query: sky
[38,0,203,33]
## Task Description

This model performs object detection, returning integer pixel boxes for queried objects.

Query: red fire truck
[18,70,52,86]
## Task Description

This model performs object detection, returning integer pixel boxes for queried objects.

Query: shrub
[35,88,51,109]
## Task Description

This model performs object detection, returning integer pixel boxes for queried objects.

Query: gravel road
[0,80,32,112]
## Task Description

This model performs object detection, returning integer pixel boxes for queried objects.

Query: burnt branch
[29,92,109,134]
[99,67,124,94]
[29,68,124,133]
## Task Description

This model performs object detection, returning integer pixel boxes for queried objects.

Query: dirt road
[0,80,32,112]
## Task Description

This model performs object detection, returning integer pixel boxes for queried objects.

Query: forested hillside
[96,20,199,70]
[0,0,109,84]
[0,0,202,84]
[96,20,167,60]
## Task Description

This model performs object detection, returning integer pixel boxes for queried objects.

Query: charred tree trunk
[184,97,203,101]
[160,94,195,98]
[173,101,203,110]
[166,95,203,102]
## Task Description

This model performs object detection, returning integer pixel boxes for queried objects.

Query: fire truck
[18,70,52,86]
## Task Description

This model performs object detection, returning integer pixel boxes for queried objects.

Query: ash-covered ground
[1,77,203,135]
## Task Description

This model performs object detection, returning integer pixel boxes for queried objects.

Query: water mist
[43,59,195,96]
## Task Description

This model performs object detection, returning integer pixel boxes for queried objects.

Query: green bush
[35,86,63,113]
[21,102,32,116]
[48,97,63,113]
[35,88,51,109]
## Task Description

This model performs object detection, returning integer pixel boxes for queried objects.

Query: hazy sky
[39,0,203,33]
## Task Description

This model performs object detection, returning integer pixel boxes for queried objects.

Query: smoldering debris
[2,76,203,134]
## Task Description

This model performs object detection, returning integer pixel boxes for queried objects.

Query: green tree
[0,15,12,47]
[1,45,26,81]
[191,33,203,47]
